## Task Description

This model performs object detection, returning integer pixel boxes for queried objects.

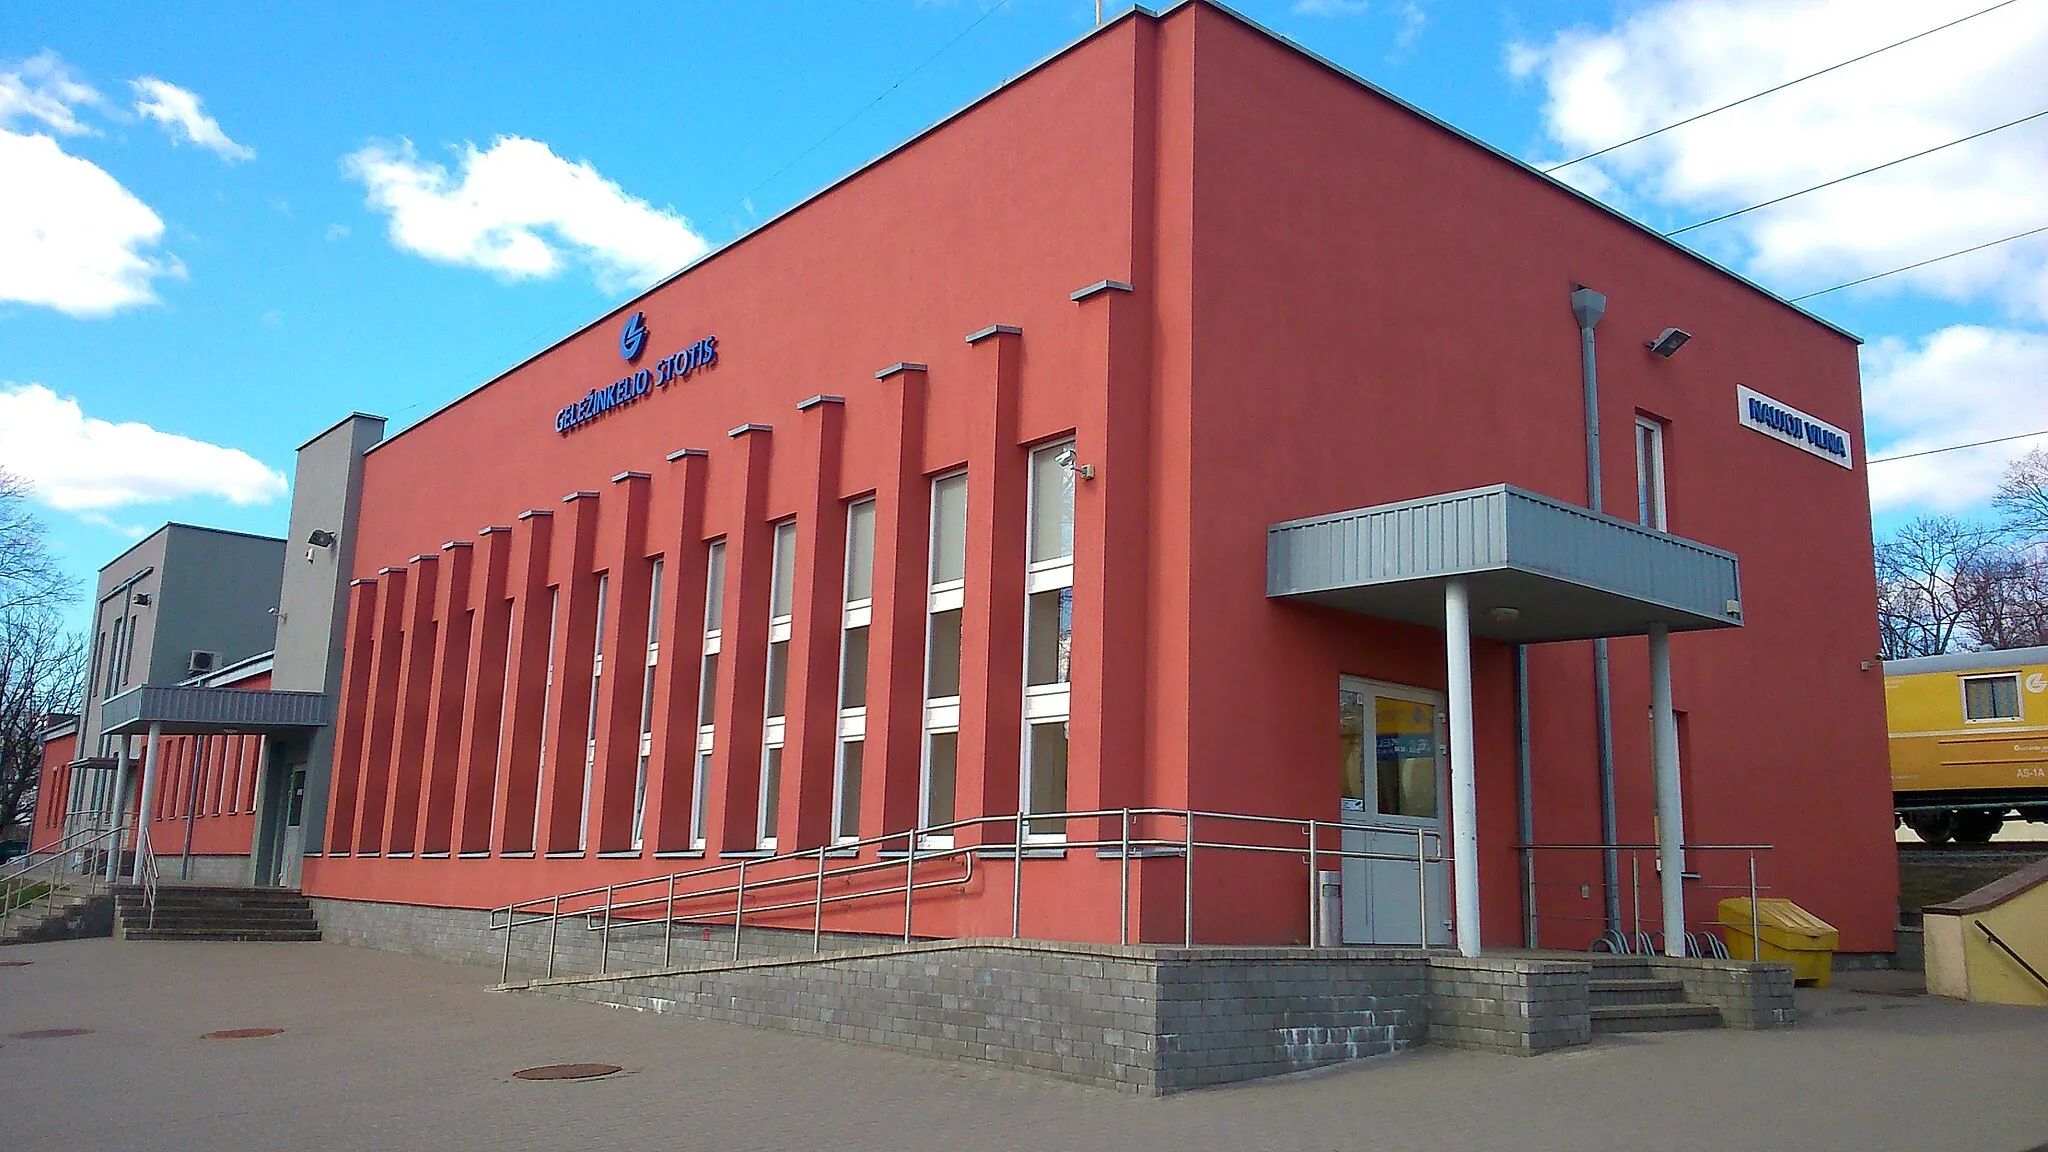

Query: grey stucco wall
[153,526,285,686]
[81,530,172,754]
[276,414,384,853]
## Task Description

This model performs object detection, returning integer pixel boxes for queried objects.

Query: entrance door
[1339,679,1451,946]
[263,764,307,888]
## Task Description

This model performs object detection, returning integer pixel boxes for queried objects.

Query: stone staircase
[113,885,322,943]
[1586,958,1722,1033]
[2,885,113,945]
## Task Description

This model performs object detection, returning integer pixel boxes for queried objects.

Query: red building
[299,2,1892,956]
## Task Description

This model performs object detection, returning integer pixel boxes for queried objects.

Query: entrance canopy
[1267,484,1742,644]
[99,684,327,737]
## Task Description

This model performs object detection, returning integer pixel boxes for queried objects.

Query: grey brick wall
[1425,956,1592,1054]
[156,855,252,886]
[1646,958,1796,1028]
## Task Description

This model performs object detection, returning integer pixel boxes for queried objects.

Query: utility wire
[1546,0,2026,173]
[1664,105,2048,236]
[1869,429,2048,464]
[1787,224,2048,301]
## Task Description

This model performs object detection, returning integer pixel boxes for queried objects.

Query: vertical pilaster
[418,540,475,855]
[783,395,847,850]
[708,424,774,853]
[453,526,512,855]
[324,578,379,855]
[493,510,555,855]
[383,554,440,854]
[863,365,931,850]
[589,471,653,853]
[955,327,1027,845]
[539,490,601,855]
[1067,282,1152,832]
[352,566,409,854]
[644,449,710,853]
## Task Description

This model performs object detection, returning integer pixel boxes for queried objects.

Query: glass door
[1339,678,1451,946]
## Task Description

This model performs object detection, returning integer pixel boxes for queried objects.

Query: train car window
[1962,674,2022,721]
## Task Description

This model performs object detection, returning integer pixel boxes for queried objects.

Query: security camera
[1053,447,1094,480]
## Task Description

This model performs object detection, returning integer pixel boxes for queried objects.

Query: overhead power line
[1664,105,2048,236]
[1546,0,2026,173]
[1788,224,2048,301]
[1869,430,2048,465]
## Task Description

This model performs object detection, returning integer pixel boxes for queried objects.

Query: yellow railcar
[1887,646,2048,842]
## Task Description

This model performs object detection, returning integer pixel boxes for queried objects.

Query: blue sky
[4,0,2046,630]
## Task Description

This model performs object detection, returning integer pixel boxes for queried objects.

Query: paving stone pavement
[1,937,2043,1152]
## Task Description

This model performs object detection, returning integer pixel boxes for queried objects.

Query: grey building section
[270,414,385,856]
[79,525,284,758]
[1883,645,2048,677]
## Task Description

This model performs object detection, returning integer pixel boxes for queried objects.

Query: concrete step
[1588,978,1688,1008]
[1591,1002,1722,1034]
[121,918,321,938]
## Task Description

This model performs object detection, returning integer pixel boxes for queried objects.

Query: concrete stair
[2,887,113,945]
[113,885,321,943]
[1587,963,1722,1033]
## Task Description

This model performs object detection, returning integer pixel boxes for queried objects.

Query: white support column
[129,724,164,883]
[1444,578,1482,958]
[1648,624,1686,957]
[104,737,132,882]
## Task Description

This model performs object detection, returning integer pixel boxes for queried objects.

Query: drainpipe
[1514,646,1536,948]
[1571,286,1623,937]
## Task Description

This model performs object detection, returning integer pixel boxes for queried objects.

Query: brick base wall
[156,855,252,887]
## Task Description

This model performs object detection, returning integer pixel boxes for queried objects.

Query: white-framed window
[577,575,610,851]
[1636,416,1667,531]
[1024,441,1075,839]
[759,521,798,850]
[1962,673,2023,722]
[921,472,967,845]
[693,540,725,850]
[532,588,560,849]
[834,499,876,844]
[630,559,664,850]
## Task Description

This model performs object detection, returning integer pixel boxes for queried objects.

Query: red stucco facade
[303,3,1895,952]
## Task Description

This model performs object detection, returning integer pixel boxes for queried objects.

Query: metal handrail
[489,806,1454,984]
[1517,841,1774,957]
[1,824,124,937]
[0,824,117,885]
[137,828,161,931]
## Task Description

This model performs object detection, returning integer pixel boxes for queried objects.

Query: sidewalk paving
[1,937,2043,1152]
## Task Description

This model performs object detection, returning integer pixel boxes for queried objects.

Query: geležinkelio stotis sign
[554,311,717,434]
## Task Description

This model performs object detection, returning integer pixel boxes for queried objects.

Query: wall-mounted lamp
[131,592,152,606]
[306,528,338,562]
[1487,606,1521,624]
[1054,446,1095,481]
[1646,328,1692,358]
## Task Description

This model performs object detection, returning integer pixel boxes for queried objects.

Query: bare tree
[0,613,87,835]
[1875,515,2002,658]
[1994,448,2048,543]
[1958,548,2048,650]
[0,468,70,619]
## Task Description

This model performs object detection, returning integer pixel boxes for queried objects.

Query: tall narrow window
[631,559,664,850]
[577,576,609,851]
[1636,416,1667,531]
[532,589,559,850]
[1024,442,1076,839]
[922,473,967,844]
[759,520,797,850]
[834,499,876,843]
[693,540,725,850]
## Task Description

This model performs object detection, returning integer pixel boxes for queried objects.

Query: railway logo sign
[620,311,648,361]
[554,314,719,434]
[2025,673,2046,694]
[1736,385,1852,469]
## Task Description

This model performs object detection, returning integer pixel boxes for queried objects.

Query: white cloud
[343,136,709,291]
[1863,326,2048,512]
[1293,0,1370,14]
[323,222,349,242]
[0,129,180,316]
[1511,0,2048,319]
[0,51,104,136]
[131,77,252,162]
[0,383,286,512]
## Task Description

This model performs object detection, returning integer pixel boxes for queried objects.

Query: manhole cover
[514,1063,622,1081]
[203,1028,285,1040]
[0,960,31,968]
[11,1028,92,1039]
